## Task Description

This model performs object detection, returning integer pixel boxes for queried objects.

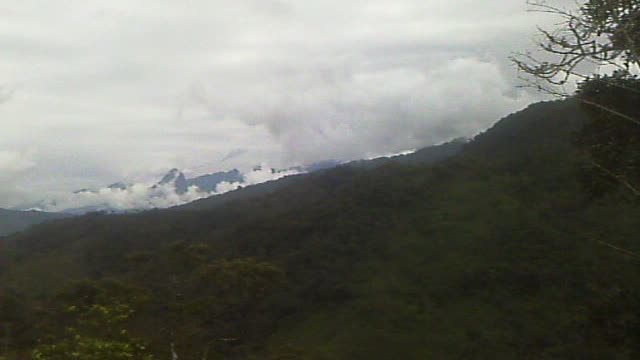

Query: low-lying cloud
[34,165,300,212]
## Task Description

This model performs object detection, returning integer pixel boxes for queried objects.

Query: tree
[512,1,640,263]
[0,292,30,359]
[512,0,639,96]
[32,280,154,360]
[512,0,640,198]
[182,258,286,358]
[575,72,640,197]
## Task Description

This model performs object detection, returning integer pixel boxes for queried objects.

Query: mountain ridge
[0,208,70,237]
[4,100,637,359]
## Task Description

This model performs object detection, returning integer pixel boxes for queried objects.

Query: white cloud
[35,183,209,212]
[214,165,300,194]
[35,165,301,212]
[0,0,578,208]
[0,150,36,207]
[0,150,35,174]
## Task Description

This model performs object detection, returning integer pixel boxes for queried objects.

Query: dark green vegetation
[0,209,69,237]
[576,73,640,198]
[1,99,640,359]
[179,137,465,212]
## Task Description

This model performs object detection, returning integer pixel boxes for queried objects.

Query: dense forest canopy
[513,1,640,195]
[2,98,640,359]
[1,1,640,359]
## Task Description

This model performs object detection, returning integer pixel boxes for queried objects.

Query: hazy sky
[0,0,574,208]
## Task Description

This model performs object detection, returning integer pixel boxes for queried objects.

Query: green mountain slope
[0,209,69,237]
[1,100,639,359]
[176,137,466,212]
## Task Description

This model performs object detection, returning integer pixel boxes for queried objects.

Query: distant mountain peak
[157,168,188,194]
[159,168,182,184]
[186,169,244,193]
[107,182,128,190]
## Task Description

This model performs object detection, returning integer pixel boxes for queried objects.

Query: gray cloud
[0,150,36,206]
[0,85,15,104]
[0,0,577,208]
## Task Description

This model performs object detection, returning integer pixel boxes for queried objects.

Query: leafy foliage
[576,74,640,196]
[1,100,640,359]
[31,280,153,360]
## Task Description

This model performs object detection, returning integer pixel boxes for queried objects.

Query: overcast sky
[0,0,575,208]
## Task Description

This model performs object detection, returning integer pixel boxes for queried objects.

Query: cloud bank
[0,150,36,206]
[34,165,300,212]
[0,0,578,208]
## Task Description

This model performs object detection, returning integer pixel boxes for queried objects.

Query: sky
[0,0,576,209]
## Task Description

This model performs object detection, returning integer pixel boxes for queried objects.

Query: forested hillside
[0,209,69,237]
[1,100,640,359]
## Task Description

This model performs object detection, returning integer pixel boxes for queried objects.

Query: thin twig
[589,160,640,196]
[596,239,640,259]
